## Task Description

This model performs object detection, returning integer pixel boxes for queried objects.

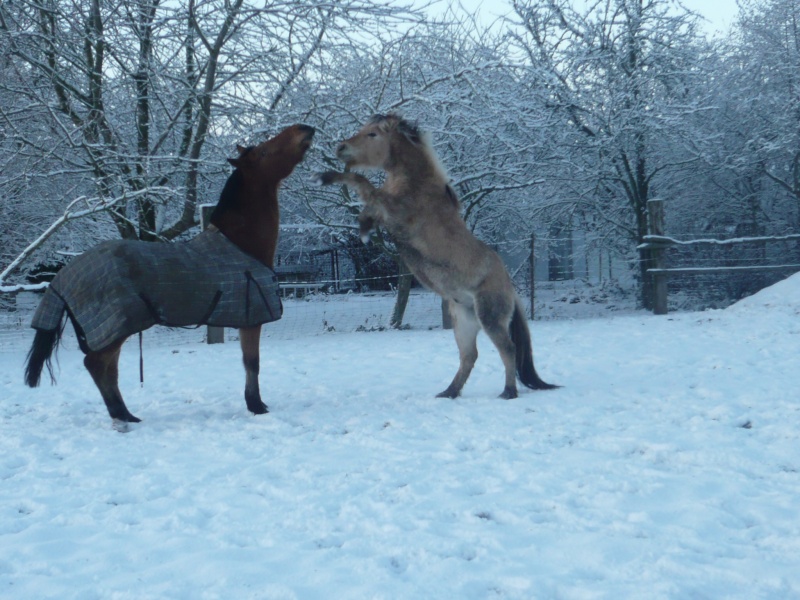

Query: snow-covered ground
[1,275,799,599]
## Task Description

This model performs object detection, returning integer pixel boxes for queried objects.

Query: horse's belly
[403,258,471,306]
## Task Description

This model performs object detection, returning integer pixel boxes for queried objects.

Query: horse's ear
[228,144,249,168]
[397,120,422,145]
[374,118,393,133]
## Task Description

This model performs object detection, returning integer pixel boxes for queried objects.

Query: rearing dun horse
[24,124,315,425]
[316,114,557,399]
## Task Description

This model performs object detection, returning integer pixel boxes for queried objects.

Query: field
[1,277,799,599]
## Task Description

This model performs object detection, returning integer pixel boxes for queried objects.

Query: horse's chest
[395,240,463,299]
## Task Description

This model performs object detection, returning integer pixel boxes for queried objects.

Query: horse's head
[336,114,422,170]
[229,124,315,182]
[212,124,314,266]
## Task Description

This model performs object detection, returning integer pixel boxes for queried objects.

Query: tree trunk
[139,198,158,242]
[639,246,654,310]
[635,196,653,310]
[441,297,453,329]
[390,258,413,329]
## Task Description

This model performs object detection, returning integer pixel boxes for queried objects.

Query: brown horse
[24,124,315,425]
[315,114,556,399]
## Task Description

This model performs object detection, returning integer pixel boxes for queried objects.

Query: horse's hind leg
[437,300,480,399]
[475,292,518,399]
[239,325,268,415]
[84,339,141,423]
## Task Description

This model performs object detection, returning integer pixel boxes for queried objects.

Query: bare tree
[715,0,800,230]
[506,0,711,308]
[0,0,417,284]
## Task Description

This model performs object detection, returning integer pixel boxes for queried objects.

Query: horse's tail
[511,299,558,390]
[25,291,67,387]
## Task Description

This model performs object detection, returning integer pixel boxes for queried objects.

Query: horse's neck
[383,171,408,195]
[384,155,447,189]
[385,160,446,194]
[216,190,279,268]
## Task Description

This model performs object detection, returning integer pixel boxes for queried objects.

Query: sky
[670,0,740,32]
[431,0,741,35]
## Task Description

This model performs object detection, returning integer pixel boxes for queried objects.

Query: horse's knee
[242,354,259,375]
[475,292,513,330]
[84,341,123,374]
[83,353,98,373]
[460,347,478,368]
[453,328,478,362]
[483,323,515,355]
[239,327,261,373]
[84,351,112,381]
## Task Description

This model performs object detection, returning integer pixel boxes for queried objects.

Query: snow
[2,275,800,599]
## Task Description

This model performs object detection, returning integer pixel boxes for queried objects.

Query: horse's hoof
[111,410,141,423]
[112,418,138,433]
[499,386,518,400]
[311,172,336,186]
[436,388,459,399]
[248,402,269,415]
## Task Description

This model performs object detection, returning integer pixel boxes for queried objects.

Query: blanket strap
[245,270,278,322]
[139,331,144,386]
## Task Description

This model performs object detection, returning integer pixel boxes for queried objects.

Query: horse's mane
[209,146,254,223]
[370,114,450,185]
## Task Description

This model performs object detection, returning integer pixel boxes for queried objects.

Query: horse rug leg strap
[139,331,144,386]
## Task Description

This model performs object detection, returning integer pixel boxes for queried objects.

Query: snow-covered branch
[0,188,172,287]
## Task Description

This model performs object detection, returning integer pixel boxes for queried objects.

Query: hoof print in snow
[112,419,134,433]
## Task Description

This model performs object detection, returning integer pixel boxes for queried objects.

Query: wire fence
[275,230,800,316]
[646,232,800,312]
[2,230,798,353]
[0,277,640,354]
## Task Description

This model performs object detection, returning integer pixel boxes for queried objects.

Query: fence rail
[641,226,800,314]
[641,233,800,247]
[647,264,800,274]
[3,225,799,344]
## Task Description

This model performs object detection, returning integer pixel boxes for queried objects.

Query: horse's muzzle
[298,124,315,139]
[297,125,315,151]
[336,142,352,162]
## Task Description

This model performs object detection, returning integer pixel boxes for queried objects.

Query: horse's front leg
[239,325,267,415]
[313,171,386,207]
[357,204,382,243]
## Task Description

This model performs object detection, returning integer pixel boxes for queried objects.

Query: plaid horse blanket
[31,229,282,352]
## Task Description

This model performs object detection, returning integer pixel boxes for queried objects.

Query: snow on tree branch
[0,188,172,288]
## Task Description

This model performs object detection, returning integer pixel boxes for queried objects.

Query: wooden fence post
[441,297,453,329]
[200,204,225,343]
[529,232,536,320]
[648,199,668,315]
